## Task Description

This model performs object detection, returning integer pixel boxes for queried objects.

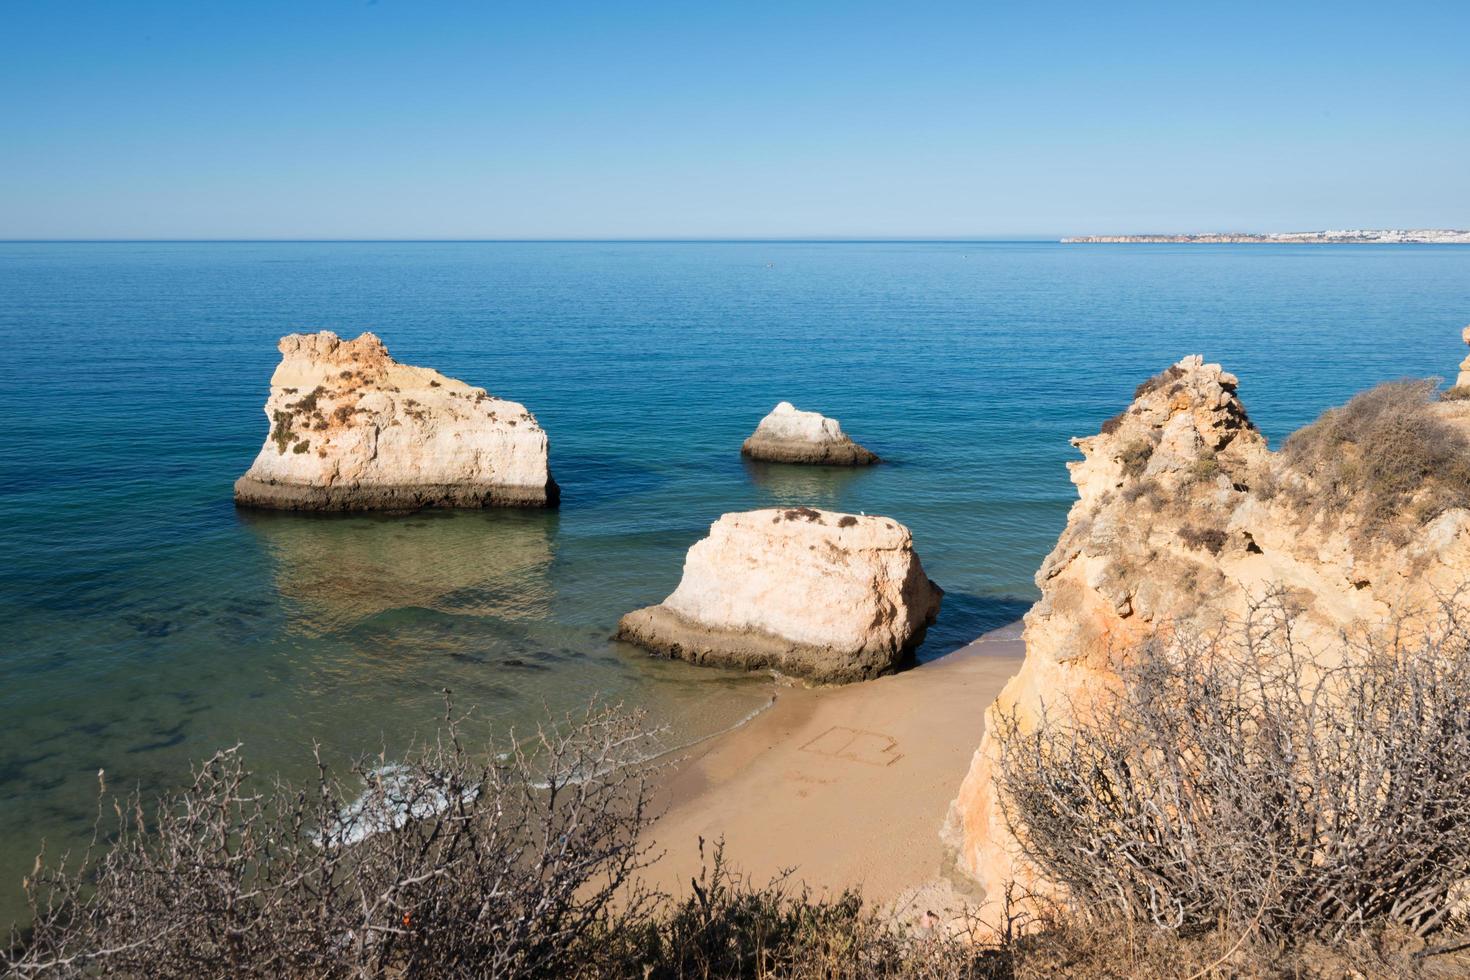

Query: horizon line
[0,236,1063,244]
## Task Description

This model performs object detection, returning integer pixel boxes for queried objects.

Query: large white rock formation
[235,331,557,510]
[617,508,941,683]
[741,402,879,465]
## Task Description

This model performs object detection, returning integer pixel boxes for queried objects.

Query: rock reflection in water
[239,508,557,636]
[741,458,871,506]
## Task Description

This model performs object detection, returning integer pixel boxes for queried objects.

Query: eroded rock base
[616,604,921,684]
[233,476,559,512]
[740,437,879,466]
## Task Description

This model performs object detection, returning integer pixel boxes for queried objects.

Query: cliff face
[235,332,557,510]
[944,355,1470,902]
[617,508,941,683]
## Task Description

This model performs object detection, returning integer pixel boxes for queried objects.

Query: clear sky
[3,1,1467,239]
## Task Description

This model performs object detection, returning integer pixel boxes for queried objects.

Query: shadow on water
[917,592,1033,663]
[551,451,674,509]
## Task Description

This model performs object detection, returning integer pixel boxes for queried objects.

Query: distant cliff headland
[1063,228,1470,244]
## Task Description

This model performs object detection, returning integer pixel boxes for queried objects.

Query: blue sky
[2,1,1467,239]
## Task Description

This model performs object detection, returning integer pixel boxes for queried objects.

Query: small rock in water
[740,401,879,465]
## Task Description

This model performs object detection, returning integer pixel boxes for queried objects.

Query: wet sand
[640,624,1024,910]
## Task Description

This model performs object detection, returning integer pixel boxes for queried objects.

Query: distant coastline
[1062,229,1470,244]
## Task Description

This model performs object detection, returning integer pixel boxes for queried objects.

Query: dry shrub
[1184,450,1219,486]
[1282,379,1470,543]
[1133,364,1186,400]
[1251,463,1280,501]
[1178,525,1227,555]
[1121,478,1163,508]
[995,591,1470,949]
[619,840,1006,979]
[3,701,1008,979]
[1007,916,1470,979]
[6,701,663,978]
[1118,440,1156,478]
[1441,385,1470,402]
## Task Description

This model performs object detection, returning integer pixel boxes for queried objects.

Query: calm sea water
[2,240,1469,921]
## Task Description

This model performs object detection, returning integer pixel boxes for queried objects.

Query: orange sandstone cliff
[944,351,1470,906]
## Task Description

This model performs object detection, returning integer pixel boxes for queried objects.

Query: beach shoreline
[636,623,1025,913]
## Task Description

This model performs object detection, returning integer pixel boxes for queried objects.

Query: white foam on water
[319,764,481,847]
[319,692,779,843]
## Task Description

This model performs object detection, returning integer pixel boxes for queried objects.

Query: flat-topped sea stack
[234,331,557,511]
[617,508,941,683]
[741,402,879,465]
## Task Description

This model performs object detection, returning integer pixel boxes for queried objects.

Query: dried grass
[1282,379,1470,544]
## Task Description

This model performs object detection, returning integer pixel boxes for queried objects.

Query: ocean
[2,240,1468,922]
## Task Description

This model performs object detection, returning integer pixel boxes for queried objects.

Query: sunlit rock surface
[617,508,940,683]
[740,402,878,465]
[234,331,557,510]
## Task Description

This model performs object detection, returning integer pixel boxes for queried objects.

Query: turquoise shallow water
[2,240,1470,921]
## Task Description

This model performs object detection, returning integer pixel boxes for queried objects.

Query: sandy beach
[639,623,1025,911]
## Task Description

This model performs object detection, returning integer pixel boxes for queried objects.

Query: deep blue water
[2,240,1469,920]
